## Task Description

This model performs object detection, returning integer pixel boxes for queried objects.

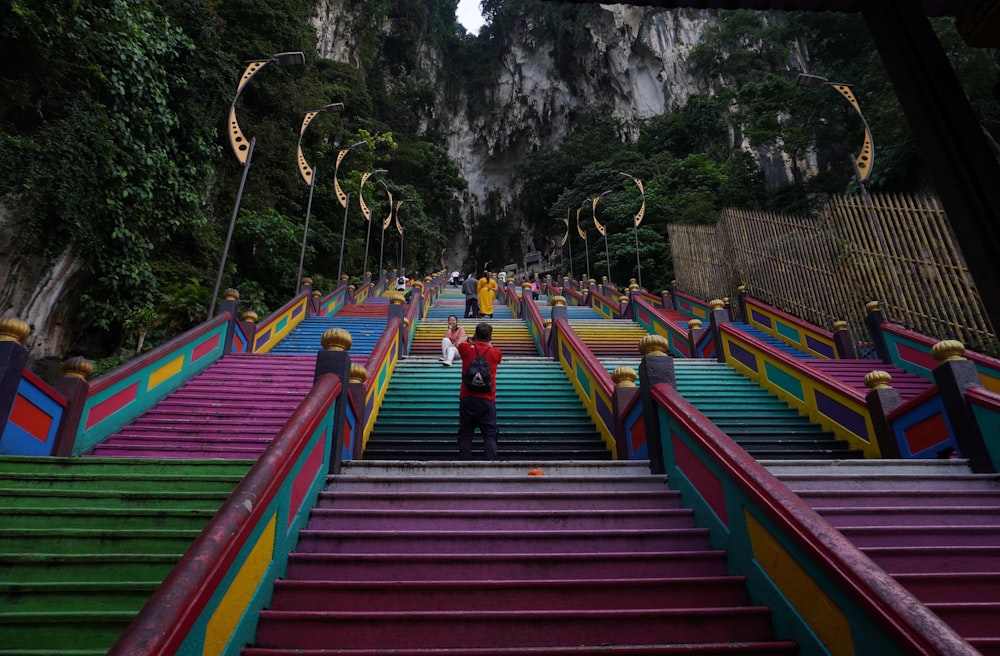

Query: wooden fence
[668,192,998,355]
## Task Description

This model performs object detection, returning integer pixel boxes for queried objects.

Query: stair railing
[108,373,344,656]
[357,315,404,451]
[646,378,981,656]
[631,296,694,357]
[740,291,848,359]
[521,290,548,356]
[588,286,623,320]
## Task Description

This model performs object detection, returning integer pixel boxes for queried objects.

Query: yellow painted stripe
[204,514,277,656]
[746,511,854,656]
[148,355,185,391]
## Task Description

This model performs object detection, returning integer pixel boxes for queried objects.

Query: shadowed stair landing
[244,461,798,655]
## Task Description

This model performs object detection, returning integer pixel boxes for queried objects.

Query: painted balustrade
[741,293,841,359]
[107,373,344,656]
[647,378,980,656]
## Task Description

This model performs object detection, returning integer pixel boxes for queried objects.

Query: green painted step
[0,456,251,656]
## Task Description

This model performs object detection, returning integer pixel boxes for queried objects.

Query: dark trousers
[457,396,498,461]
[465,297,479,318]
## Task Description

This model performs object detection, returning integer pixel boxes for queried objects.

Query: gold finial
[311,290,322,298]
[348,285,356,292]
[551,295,567,307]
[833,320,848,331]
[240,311,258,323]
[62,356,94,380]
[639,334,670,357]
[602,275,608,281]
[864,370,892,390]
[737,285,746,293]
[932,340,966,363]
[671,280,677,285]
[661,290,671,296]
[628,283,640,292]
[709,299,725,311]
[563,276,569,282]
[403,317,410,328]
[866,300,881,312]
[546,274,552,280]
[0,318,30,343]
[349,363,368,384]
[722,297,729,304]
[223,288,240,302]
[364,271,372,278]
[611,366,638,387]
[301,278,313,287]
[413,280,424,290]
[630,278,637,285]
[523,283,532,290]
[389,292,406,305]
[543,318,552,328]
[687,319,702,330]
[341,274,349,281]
[424,276,431,283]
[321,328,352,351]
[381,269,388,274]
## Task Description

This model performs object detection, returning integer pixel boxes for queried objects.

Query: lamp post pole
[393,199,409,270]
[295,103,344,294]
[564,210,573,279]
[376,180,393,277]
[619,172,645,289]
[360,168,388,276]
[334,141,368,281]
[592,190,613,283]
[577,207,590,281]
[208,51,305,319]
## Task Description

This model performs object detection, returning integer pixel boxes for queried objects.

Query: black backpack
[463,345,493,393]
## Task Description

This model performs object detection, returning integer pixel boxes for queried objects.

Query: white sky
[456,0,486,34]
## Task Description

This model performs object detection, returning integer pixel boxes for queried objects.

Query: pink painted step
[89,353,314,460]
[246,462,797,654]
[805,360,933,400]
[770,459,1000,653]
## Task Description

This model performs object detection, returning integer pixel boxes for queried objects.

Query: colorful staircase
[90,353,314,459]
[268,306,388,358]
[410,316,540,358]
[0,456,250,655]
[769,459,1000,654]
[363,357,611,460]
[243,461,799,655]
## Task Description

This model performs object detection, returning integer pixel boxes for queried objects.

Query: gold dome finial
[340,274,350,281]
[348,284,356,292]
[0,318,30,344]
[223,288,240,302]
[864,370,893,390]
[240,311,259,323]
[737,284,746,293]
[62,356,94,380]
[709,299,725,311]
[311,290,322,298]
[832,320,848,331]
[543,318,552,328]
[413,280,424,290]
[639,334,670,357]
[301,277,313,287]
[389,292,406,305]
[611,366,638,387]
[932,340,966,363]
[628,283,640,292]
[321,328,353,351]
[551,295,567,307]
[866,300,881,312]
[403,317,410,328]
[687,319,703,330]
[349,363,368,384]
[364,271,372,278]
[522,282,532,290]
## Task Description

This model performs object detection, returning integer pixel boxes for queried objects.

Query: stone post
[315,328,353,474]
[708,299,730,363]
[687,319,704,359]
[638,334,674,475]
[348,363,368,460]
[0,318,31,439]
[932,340,995,472]
[863,370,903,459]
[52,356,95,456]
[611,366,640,461]
[219,288,240,354]
[865,300,891,363]
[833,320,859,359]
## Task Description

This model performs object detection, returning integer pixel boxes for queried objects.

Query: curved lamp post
[576,206,590,281]
[619,172,646,289]
[560,211,573,278]
[795,73,874,188]
[295,102,344,294]
[375,179,393,277]
[334,141,368,282]
[592,190,613,283]
[393,199,410,270]
[360,168,388,276]
[209,51,305,319]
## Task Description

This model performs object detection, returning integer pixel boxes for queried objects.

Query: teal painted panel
[763,361,804,402]
[575,361,592,397]
[776,321,801,343]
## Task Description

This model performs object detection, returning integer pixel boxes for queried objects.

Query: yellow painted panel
[204,514,277,656]
[148,355,185,391]
[746,511,854,656]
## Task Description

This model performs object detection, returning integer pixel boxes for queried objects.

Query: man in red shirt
[456,322,503,460]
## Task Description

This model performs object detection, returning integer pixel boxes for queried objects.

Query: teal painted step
[603,358,863,461]
[269,315,387,355]
[364,358,610,461]
[0,456,251,656]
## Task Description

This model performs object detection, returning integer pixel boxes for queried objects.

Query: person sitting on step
[440,314,466,366]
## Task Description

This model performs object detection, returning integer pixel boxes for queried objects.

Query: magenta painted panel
[896,342,938,371]
[673,431,728,527]
[192,332,221,363]
[85,382,139,430]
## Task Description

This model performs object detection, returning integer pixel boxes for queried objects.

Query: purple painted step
[246,461,797,654]
[769,459,1000,653]
[90,353,313,459]
[805,360,933,400]
[243,645,799,656]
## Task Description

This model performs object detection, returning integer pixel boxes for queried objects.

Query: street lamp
[795,73,874,187]
[591,190,613,284]
[360,168,388,276]
[294,102,343,294]
[335,141,368,282]
[393,199,410,270]
[619,172,646,289]
[576,206,590,282]
[376,179,393,277]
[559,211,573,278]
[208,51,305,319]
